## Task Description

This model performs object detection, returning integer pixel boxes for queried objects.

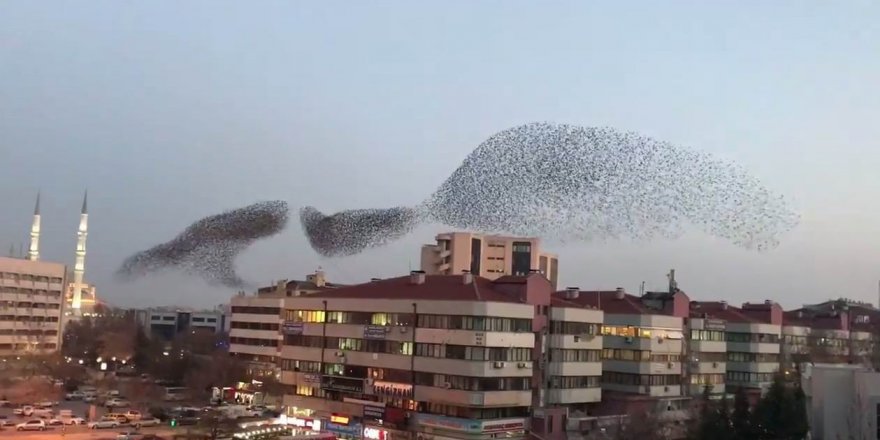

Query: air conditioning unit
[573,336,581,342]
[664,386,670,392]
[657,337,664,344]
[400,327,408,333]
[712,362,719,368]
[517,362,528,368]
[443,382,452,389]
[493,361,505,369]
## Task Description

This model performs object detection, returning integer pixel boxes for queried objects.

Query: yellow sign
[330,415,350,425]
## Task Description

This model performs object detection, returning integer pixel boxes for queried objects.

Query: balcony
[413,358,533,377]
[229,329,280,341]
[280,371,322,387]
[321,323,414,342]
[416,329,534,347]
[414,386,531,407]
[280,345,322,362]
[283,394,365,417]
[726,361,779,374]
[547,362,601,377]
[727,342,779,354]
[547,388,601,404]
[325,350,411,370]
[548,334,603,350]
[690,340,726,353]
[688,383,725,395]
[603,360,681,375]
[690,361,725,374]
[230,343,278,358]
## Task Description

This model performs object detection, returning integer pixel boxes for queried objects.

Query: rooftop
[689,301,758,323]
[305,274,529,303]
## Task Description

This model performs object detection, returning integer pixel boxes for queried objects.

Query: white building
[802,363,880,440]
[0,256,66,356]
[685,314,727,395]
[135,308,226,340]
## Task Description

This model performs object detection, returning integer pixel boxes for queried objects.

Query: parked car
[0,416,16,427]
[84,395,98,403]
[16,420,47,431]
[88,419,122,429]
[32,408,54,418]
[13,405,34,416]
[47,419,65,426]
[35,400,57,408]
[65,391,85,400]
[118,430,144,440]
[132,418,161,428]
[106,398,131,408]
[64,417,87,425]
[0,400,11,407]
[123,410,143,421]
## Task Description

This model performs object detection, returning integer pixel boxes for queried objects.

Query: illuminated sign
[415,415,525,434]
[330,415,350,425]
[363,405,385,420]
[280,415,321,431]
[372,381,413,397]
[282,322,304,335]
[363,427,387,440]
[322,376,364,393]
[364,325,387,340]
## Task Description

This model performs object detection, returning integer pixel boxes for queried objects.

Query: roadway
[0,426,178,439]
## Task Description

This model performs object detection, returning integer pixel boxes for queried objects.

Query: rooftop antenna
[667,269,677,294]
[640,281,646,296]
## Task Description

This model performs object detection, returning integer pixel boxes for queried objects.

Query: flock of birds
[115,122,799,287]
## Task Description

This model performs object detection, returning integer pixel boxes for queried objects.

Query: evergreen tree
[731,387,752,440]
[753,374,787,439]
[716,394,734,440]
[789,384,809,439]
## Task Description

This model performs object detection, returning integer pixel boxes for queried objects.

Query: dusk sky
[1,1,878,309]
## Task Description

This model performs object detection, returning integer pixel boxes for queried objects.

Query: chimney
[764,299,773,305]
[614,287,625,300]
[720,301,728,310]
[370,278,381,282]
[462,270,473,285]
[410,270,426,285]
[564,287,579,299]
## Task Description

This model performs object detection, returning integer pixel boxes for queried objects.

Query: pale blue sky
[1,1,878,309]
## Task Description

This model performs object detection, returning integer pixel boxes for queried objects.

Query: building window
[549,376,600,389]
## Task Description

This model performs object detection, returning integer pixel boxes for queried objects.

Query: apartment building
[0,256,66,356]
[550,286,691,426]
[276,271,591,440]
[420,232,559,289]
[229,270,341,377]
[685,312,727,396]
[690,301,782,394]
[802,363,880,440]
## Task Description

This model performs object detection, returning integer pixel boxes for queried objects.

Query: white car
[0,416,16,427]
[16,420,47,431]
[106,398,131,408]
[65,391,85,400]
[123,410,143,421]
[88,419,122,429]
[132,418,160,428]
[47,419,65,426]
[35,400,57,408]
[13,405,34,416]
[83,395,98,403]
[64,417,87,425]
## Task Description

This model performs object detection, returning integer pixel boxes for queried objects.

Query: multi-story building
[802,363,880,440]
[685,311,727,396]
[690,301,782,394]
[420,232,559,289]
[229,271,341,377]
[551,286,691,426]
[0,256,66,356]
[134,308,226,341]
[277,271,574,440]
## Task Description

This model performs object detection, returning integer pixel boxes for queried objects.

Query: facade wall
[0,257,66,356]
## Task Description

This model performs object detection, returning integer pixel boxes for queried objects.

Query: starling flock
[116,200,289,287]
[118,122,799,287]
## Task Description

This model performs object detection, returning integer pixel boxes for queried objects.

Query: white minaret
[28,192,41,261]
[71,191,88,314]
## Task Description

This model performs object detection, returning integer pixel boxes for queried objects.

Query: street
[0,426,177,439]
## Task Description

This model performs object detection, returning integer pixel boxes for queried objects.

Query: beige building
[0,256,66,356]
[420,232,559,289]
[229,271,341,377]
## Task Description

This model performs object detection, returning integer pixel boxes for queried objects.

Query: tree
[731,387,752,440]
[196,409,240,440]
[689,386,734,440]
[789,385,809,440]
[183,353,248,403]
[752,374,809,440]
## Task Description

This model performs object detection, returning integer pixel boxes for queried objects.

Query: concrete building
[276,271,586,440]
[684,312,727,396]
[690,301,782,394]
[420,232,560,289]
[802,363,880,440]
[0,256,66,356]
[135,308,226,341]
[229,270,341,377]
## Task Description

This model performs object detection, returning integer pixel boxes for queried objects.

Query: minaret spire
[71,190,89,315]
[28,191,41,261]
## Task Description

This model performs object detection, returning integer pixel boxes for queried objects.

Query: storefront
[413,414,526,440]
[363,425,413,440]
[323,416,363,440]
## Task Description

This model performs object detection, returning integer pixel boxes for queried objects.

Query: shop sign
[372,381,413,398]
[363,427,386,440]
[325,421,362,437]
[303,373,322,384]
[282,321,304,335]
[330,414,350,425]
[322,375,365,393]
[704,319,725,331]
[364,325,387,340]
[473,332,485,346]
[363,405,385,420]
[415,415,525,434]
[278,415,321,431]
